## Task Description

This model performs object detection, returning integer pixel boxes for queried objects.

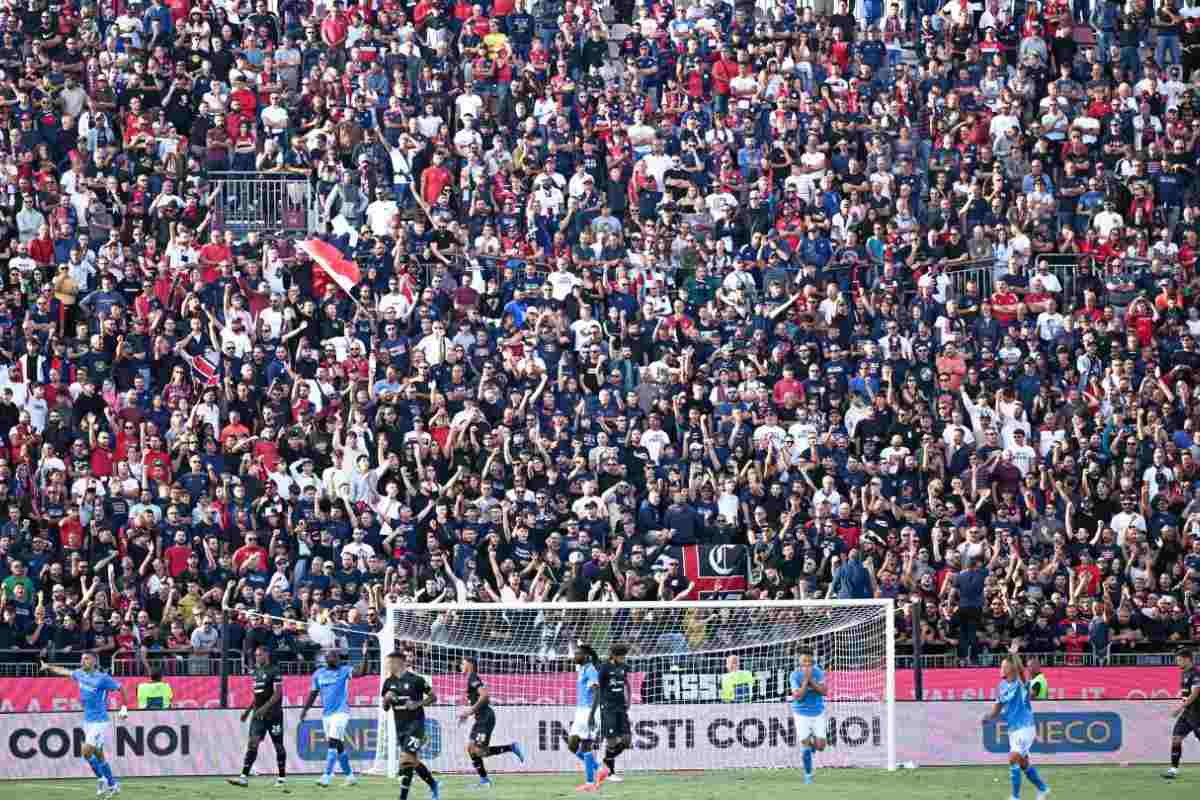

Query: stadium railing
[894,648,1184,670]
[940,255,1089,306]
[209,170,316,237]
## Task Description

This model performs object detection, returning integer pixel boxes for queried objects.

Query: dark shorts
[395,717,426,755]
[1173,714,1200,740]
[601,708,630,739]
[470,706,496,748]
[250,715,285,745]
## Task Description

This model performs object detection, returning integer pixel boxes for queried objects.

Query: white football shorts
[793,712,827,743]
[570,707,597,739]
[1008,725,1036,757]
[323,712,350,740]
[83,721,111,750]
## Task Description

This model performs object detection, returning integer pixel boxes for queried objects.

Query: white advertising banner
[1,701,1197,779]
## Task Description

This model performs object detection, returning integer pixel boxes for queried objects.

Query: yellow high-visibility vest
[721,670,755,702]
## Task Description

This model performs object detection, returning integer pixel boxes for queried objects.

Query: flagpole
[349,293,371,316]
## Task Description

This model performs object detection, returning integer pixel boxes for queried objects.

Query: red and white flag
[298,239,362,296]
[183,349,221,386]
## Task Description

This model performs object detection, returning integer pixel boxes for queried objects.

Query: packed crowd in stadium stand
[0,0,1199,677]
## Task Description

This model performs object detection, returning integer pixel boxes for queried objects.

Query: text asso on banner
[0,666,1179,713]
[0,702,1195,778]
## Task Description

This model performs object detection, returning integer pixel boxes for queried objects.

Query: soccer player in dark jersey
[382,650,441,800]
[591,643,630,786]
[1165,648,1200,779]
[457,654,526,786]
[228,645,287,788]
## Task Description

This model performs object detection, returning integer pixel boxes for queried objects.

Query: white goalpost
[368,599,896,776]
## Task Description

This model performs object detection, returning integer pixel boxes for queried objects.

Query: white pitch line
[15,783,87,791]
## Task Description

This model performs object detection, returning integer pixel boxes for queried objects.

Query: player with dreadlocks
[592,643,631,787]
[564,644,603,791]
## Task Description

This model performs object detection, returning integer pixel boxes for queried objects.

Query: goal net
[367,600,895,776]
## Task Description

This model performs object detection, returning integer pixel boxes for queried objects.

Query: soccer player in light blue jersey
[789,651,827,785]
[983,643,1050,800]
[564,645,602,792]
[301,643,370,787]
[43,652,130,798]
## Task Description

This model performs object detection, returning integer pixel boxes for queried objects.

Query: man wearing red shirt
[321,7,348,48]
[663,299,696,336]
[44,372,69,410]
[199,231,232,279]
[1180,230,1198,275]
[166,0,189,23]
[163,530,194,577]
[59,507,84,553]
[253,429,281,473]
[142,434,173,485]
[420,151,453,205]
[233,532,268,572]
[1023,277,1053,315]
[219,411,251,450]
[772,364,804,405]
[776,208,804,251]
[829,30,850,72]
[28,231,53,266]
[413,0,436,26]
[452,0,472,25]
[89,429,115,478]
[711,48,739,114]
[989,279,1023,325]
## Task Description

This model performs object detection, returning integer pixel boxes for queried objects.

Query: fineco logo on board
[297,719,441,761]
[983,713,1122,753]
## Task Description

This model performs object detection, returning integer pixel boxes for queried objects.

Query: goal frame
[368,598,897,774]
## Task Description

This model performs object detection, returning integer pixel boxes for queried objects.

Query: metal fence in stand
[209,171,316,237]
[942,253,1092,307]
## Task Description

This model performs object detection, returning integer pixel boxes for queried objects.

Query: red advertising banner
[895,666,1180,701]
[0,666,1179,714]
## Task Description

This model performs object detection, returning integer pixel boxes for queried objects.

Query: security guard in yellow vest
[1028,657,1048,700]
[721,655,755,702]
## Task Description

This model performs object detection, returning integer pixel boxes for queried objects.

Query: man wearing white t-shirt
[570,308,602,350]
[989,104,1021,141]
[415,321,450,366]
[641,420,672,463]
[548,262,581,301]
[1036,299,1067,342]
[1031,262,1063,294]
[811,476,842,512]
[1110,497,1146,546]
[165,230,200,270]
[455,89,483,122]
[365,188,399,237]
[453,116,483,154]
[259,293,289,342]
[533,178,565,215]
[641,142,674,192]
[1005,430,1037,475]
[1093,202,1124,237]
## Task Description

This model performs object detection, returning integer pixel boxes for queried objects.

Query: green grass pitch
[9,767,1200,800]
